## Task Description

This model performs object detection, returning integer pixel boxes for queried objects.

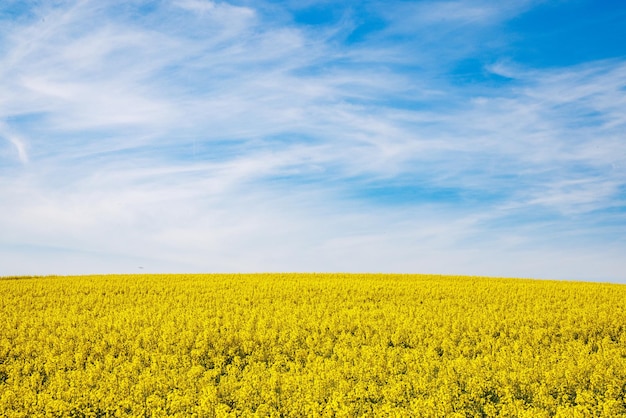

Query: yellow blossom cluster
[1,274,625,417]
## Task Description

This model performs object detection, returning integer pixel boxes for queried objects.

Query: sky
[1,0,625,281]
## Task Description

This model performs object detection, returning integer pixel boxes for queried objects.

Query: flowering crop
[1,274,625,417]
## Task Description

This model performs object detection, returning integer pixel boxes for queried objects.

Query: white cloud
[0,123,29,163]
[175,0,255,21]
[374,0,539,38]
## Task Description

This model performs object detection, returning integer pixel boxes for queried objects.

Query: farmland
[1,274,625,417]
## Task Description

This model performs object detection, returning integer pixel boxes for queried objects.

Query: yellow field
[0,274,625,417]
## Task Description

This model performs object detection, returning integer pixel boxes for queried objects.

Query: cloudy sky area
[1,0,625,281]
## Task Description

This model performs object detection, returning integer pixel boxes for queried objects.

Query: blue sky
[1,0,625,281]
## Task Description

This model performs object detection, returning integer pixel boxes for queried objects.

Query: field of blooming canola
[1,274,625,417]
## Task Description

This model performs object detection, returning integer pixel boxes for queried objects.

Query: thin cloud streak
[0,122,29,163]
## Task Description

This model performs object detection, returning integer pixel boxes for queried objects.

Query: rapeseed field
[0,274,625,417]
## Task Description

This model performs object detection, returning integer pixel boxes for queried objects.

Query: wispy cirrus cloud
[0,0,624,280]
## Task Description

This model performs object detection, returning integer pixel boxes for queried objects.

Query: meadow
[1,273,625,417]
